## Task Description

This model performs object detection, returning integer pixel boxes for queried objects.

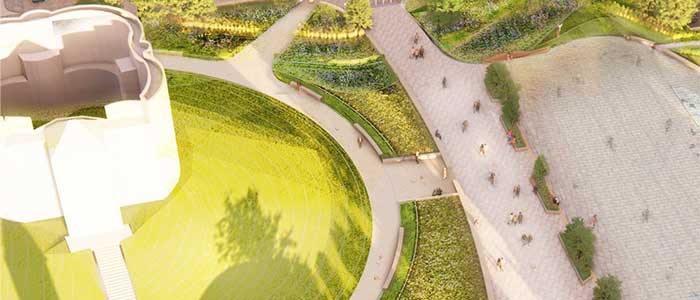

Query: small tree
[533,155,549,178]
[345,0,374,30]
[593,275,622,300]
[484,62,518,103]
[562,217,596,277]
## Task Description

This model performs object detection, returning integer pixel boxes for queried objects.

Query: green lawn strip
[274,4,436,156]
[539,4,673,48]
[273,69,396,156]
[399,197,487,300]
[673,46,700,65]
[380,202,417,300]
[120,70,371,300]
[32,105,107,128]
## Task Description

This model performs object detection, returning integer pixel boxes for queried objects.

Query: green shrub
[501,95,520,125]
[484,62,518,103]
[593,275,622,300]
[561,217,595,280]
[533,155,549,178]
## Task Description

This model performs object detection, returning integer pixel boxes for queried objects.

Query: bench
[300,86,323,102]
[383,227,404,289]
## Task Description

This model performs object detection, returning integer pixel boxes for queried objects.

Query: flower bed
[273,4,437,156]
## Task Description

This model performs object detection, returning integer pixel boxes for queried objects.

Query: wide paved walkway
[508,37,700,300]
[367,5,593,300]
[156,3,453,300]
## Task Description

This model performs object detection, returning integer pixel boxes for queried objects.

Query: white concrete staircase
[94,245,137,300]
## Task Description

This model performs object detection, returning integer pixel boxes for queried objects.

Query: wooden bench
[383,227,404,289]
[300,86,323,101]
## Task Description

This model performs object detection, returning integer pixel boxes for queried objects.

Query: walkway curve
[367,4,594,300]
[156,2,453,300]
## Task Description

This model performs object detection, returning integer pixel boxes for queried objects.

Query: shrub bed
[594,275,622,300]
[532,155,559,212]
[485,63,526,149]
[380,202,418,300]
[560,217,595,281]
[398,197,487,300]
[273,5,437,156]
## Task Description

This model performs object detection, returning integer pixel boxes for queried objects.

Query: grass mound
[0,70,372,300]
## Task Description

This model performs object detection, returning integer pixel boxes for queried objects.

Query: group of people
[508,211,524,225]
[409,32,425,59]
[506,129,517,147]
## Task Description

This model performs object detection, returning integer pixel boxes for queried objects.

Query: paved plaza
[508,37,700,300]
[368,5,593,300]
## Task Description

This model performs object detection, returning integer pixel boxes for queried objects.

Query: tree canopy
[345,0,374,29]
[130,0,216,21]
[593,275,622,300]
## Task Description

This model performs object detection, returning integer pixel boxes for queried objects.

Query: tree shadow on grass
[1,219,59,300]
[200,188,323,300]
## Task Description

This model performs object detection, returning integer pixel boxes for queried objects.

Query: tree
[501,95,520,125]
[533,155,549,178]
[634,0,698,29]
[593,275,622,300]
[345,0,374,30]
[130,0,216,21]
[562,217,596,276]
[484,62,518,103]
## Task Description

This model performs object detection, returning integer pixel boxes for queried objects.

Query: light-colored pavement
[156,3,453,300]
[367,5,593,300]
[508,37,700,300]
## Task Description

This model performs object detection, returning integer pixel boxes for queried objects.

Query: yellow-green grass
[0,70,371,300]
[674,46,700,65]
[400,197,486,300]
[539,4,672,48]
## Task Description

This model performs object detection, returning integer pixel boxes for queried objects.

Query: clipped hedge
[593,275,622,300]
[561,217,595,280]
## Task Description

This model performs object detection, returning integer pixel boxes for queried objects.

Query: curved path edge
[156,2,452,300]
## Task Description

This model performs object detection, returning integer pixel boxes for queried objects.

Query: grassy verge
[273,4,436,156]
[538,3,673,47]
[32,106,107,128]
[380,202,418,300]
[274,70,396,156]
[673,46,700,65]
[399,197,487,300]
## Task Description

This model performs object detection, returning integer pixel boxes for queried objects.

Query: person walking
[513,184,521,197]
[590,214,598,228]
[496,257,505,271]
[357,135,363,148]
[517,211,523,224]
[473,100,481,113]
[442,77,447,88]
[462,120,469,132]
[479,143,488,156]
[488,171,496,185]
[435,129,442,140]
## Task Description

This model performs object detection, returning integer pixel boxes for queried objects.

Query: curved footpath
[366,4,594,300]
[156,2,454,300]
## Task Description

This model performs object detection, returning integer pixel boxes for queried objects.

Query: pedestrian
[496,257,505,271]
[479,143,488,156]
[415,151,420,164]
[435,129,442,140]
[473,100,481,113]
[513,184,520,197]
[508,212,515,225]
[507,129,513,141]
[590,214,598,228]
[357,135,363,148]
[418,46,424,58]
[488,171,496,185]
[517,211,523,224]
[442,76,447,88]
[413,32,420,44]
[552,196,561,206]
[462,120,469,132]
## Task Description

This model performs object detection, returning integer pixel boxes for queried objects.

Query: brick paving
[367,5,593,300]
[508,37,700,300]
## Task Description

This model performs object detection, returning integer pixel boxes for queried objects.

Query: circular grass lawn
[120,71,371,300]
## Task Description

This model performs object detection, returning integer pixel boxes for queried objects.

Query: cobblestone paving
[367,5,593,300]
[508,37,700,300]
